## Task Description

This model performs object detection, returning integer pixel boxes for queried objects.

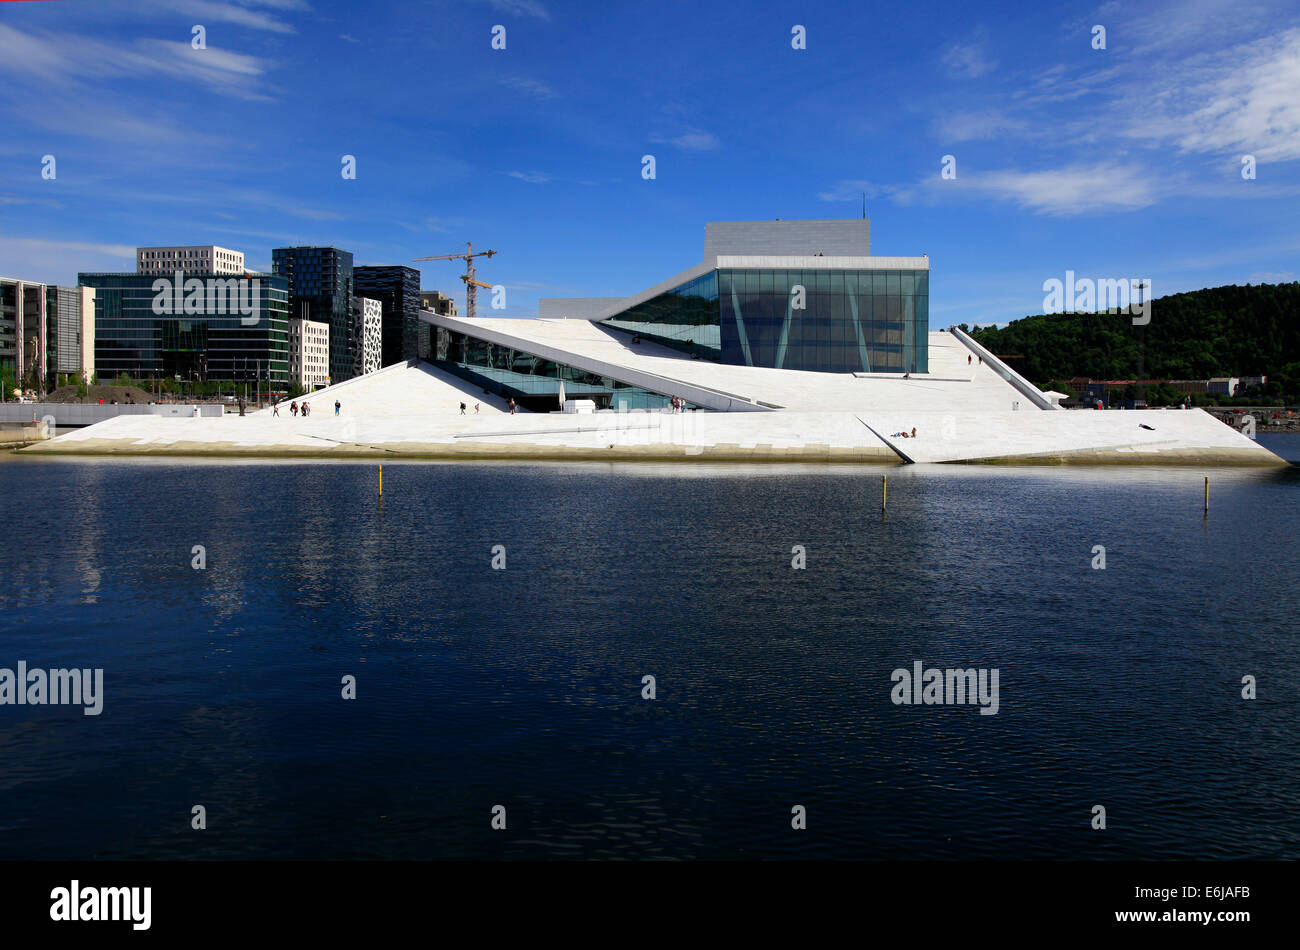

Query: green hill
[966,282,1300,404]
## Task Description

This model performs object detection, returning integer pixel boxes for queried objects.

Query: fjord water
[1,437,1297,860]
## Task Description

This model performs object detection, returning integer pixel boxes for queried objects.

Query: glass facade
[599,267,929,374]
[434,328,693,411]
[272,247,354,384]
[600,271,720,360]
[78,273,289,389]
[354,265,423,367]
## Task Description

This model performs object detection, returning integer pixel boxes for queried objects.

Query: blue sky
[1,0,1298,326]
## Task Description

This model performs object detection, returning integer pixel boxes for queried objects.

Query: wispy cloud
[507,171,550,183]
[0,24,273,101]
[962,163,1158,215]
[485,0,551,21]
[650,130,720,152]
[820,163,1160,215]
[1123,26,1300,162]
[940,39,996,78]
[0,234,136,284]
[499,76,557,99]
[135,0,306,35]
[934,109,1030,143]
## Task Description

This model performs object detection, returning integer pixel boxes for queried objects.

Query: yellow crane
[414,242,497,319]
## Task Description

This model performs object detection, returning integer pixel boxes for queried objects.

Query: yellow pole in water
[379,465,383,496]
[1203,475,1208,515]
[882,474,887,511]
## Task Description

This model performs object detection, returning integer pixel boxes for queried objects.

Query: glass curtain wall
[599,272,720,360]
[717,269,928,374]
[435,328,694,411]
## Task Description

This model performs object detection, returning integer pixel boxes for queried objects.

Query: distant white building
[351,296,383,376]
[1208,377,1240,396]
[137,246,244,276]
[289,318,330,390]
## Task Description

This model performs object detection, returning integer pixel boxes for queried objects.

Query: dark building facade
[433,328,689,411]
[78,271,289,389]
[354,265,422,365]
[599,265,929,374]
[271,246,354,384]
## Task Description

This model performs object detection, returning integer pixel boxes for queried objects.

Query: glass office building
[78,272,289,389]
[354,266,423,366]
[434,328,692,411]
[272,247,354,384]
[600,266,928,374]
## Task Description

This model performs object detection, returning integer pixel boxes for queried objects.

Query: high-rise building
[1,276,96,392]
[78,271,289,390]
[289,318,330,390]
[137,246,244,276]
[354,265,422,366]
[271,247,355,384]
[350,296,383,377]
[420,290,458,318]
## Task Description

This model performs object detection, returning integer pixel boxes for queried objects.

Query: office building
[351,296,383,377]
[78,271,289,389]
[1,276,96,392]
[271,246,355,385]
[354,265,422,365]
[420,290,458,318]
[289,318,330,390]
[137,246,244,276]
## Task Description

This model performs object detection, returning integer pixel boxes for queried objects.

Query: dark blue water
[2,436,1297,859]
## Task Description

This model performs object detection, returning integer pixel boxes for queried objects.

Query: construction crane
[414,242,497,319]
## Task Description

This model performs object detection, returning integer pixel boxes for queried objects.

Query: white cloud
[966,164,1158,214]
[499,76,556,99]
[649,129,721,152]
[940,40,996,78]
[670,131,720,151]
[507,171,550,183]
[0,234,136,285]
[934,109,1030,143]
[817,180,894,202]
[821,164,1161,216]
[1127,27,1300,161]
[0,24,272,100]
[486,0,551,21]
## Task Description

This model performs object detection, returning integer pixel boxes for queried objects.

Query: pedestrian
[290,400,297,416]
[474,403,480,413]
[273,402,280,416]
[508,397,516,415]
[335,400,340,416]
[302,402,309,417]
[460,402,466,415]
[911,427,917,438]
[968,355,971,366]
[978,356,982,365]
